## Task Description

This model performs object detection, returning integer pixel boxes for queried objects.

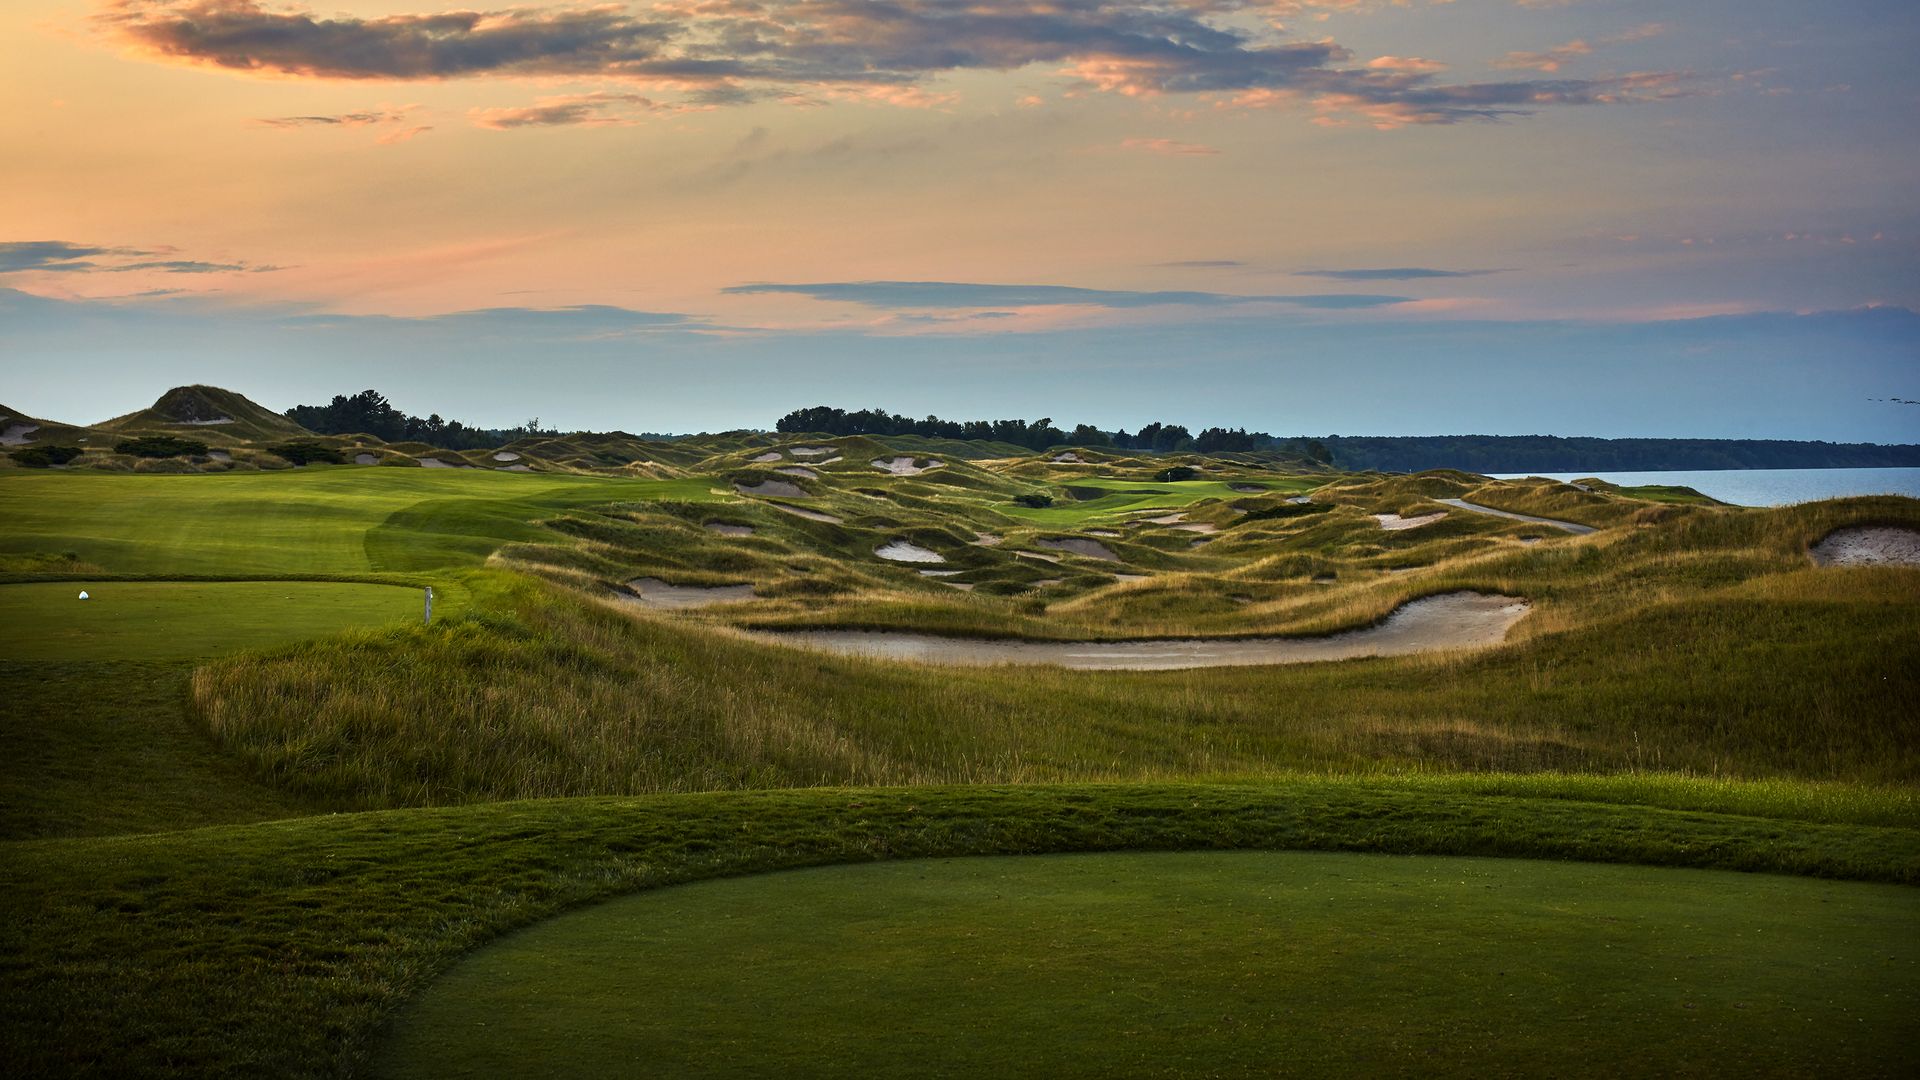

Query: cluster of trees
[285,390,557,450]
[1322,436,1920,473]
[773,406,1333,462]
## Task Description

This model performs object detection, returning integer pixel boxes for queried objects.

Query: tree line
[285,390,558,451]
[772,405,1332,460]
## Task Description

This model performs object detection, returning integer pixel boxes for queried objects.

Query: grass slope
[4,782,1917,1079]
[376,850,1920,1079]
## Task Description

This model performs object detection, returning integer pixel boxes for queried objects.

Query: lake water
[1488,467,1920,508]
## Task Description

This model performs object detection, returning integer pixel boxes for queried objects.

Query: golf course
[3,388,1917,1077]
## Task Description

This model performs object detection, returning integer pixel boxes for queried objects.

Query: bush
[9,445,83,468]
[1013,493,1054,508]
[114,435,208,458]
[1155,466,1198,482]
[270,440,345,466]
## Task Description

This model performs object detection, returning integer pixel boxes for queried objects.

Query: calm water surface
[1489,467,1920,507]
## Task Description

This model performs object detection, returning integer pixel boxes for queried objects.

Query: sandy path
[1436,499,1596,535]
[1809,526,1920,566]
[625,578,757,609]
[764,591,1529,671]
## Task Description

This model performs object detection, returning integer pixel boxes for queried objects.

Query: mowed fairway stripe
[375,850,1920,1080]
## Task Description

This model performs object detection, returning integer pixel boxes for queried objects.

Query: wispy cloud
[470,92,682,129]
[1120,136,1222,155]
[254,106,430,142]
[97,0,1694,128]
[723,280,1410,309]
[1494,23,1667,73]
[1296,267,1508,280]
[1158,259,1246,268]
[0,240,269,275]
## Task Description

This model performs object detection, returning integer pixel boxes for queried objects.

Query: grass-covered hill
[2,415,1916,1077]
[95,384,311,442]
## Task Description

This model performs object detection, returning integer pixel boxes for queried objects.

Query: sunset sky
[3,0,1917,438]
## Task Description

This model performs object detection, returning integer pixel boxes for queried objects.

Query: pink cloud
[1120,136,1223,155]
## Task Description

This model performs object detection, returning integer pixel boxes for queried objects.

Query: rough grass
[5,782,1917,1080]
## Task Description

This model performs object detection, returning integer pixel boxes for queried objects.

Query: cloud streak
[723,280,1411,309]
[98,0,1694,127]
[0,240,267,274]
[1296,267,1507,280]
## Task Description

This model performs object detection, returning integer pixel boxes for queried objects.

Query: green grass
[0,468,715,578]
[5,782,1917,1079]
[374,850,1920,1079]
[1001,475,1322,526]
[0,581,427,661]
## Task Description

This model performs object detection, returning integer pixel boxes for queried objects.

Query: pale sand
[750,451,784,463]
[177,417,236,426]
[1016,550,1063,563]
[1037,537,1121,562]
[625,577,756,609]
[972,532,1004,546]
[1112,573,1150,582]
[872,456,945,476]
[1809,526,1920,567]
[788,447,832,457]
[1373,511,1448,531]
[418,458,455,468]
[876,539,946,563]
[1141,513,1187,525]
[736,479,810,498]
[0,423,39,446]
[769,592,1530,671]
[497,464,532,472]
[492,451,522,462]
[208,450,233,462]
[1087,529,1121,538]
[1031,578,1063,589]
[771,503,843,524]
[705,522,756,537]
[1051,452,1083,463]
[918,569,963,577]
[1174,522,1219,534]
[776,466,819,479]
[1437,498,1596,535]
[355,453,378,465]
[1286,496,1314,505]
[1229,484,1267,493]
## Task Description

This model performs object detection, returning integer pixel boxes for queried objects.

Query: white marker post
[424,586,433,625]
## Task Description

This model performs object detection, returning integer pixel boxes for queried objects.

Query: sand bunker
[876,540,946,564]
[788,447,831,457]
[626,577,756,609]
[1286,496,1314,505]
[736,480,810,498]
[1016,551,1063,563]
[771,504,843,524]
[1229,483,1266,493]
[1809,526,1920,567]
[1437,499,1595,535]
[1174,522,1219,534]
[0,423,39,446]
[1373,511,1448,531]
[1051,452,1083,463]
[418,457,455,468]
[705,522,756,537]
[354,453,378,465]
[1140,513,1187,525]
[1087,529,1121,538]
[919,569,963,577]
[872,457,945,476]
[776,466,819,479]
[178,417,235,426]
[1112,573,1149,582]
[492,451,522,462]
[1037,537,1121,562]
[769,592,1528,671]
[972,532,1003,546]
[209,450,233,462]
[497,464,532,473]
[750,451,784,463]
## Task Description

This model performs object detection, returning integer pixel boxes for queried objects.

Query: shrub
[1154,465,1198,482]
[270,440,345,466]
[114,435,208,458]
[9,445,83,468]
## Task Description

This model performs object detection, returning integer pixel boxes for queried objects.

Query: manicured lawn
[0,581,427,661]
[374,850,1919,1079]
[0,468,716,577]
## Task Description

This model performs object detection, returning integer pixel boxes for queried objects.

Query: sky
[2,0,1917,439]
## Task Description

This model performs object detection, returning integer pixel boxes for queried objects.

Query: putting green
[0,581,427,660]
[374,851,1919,1079]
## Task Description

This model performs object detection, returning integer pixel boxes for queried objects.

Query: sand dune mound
[1037,537,1120,561]
[1810,526,1920,566]
[876,539,945,563]
[872,456,944,476]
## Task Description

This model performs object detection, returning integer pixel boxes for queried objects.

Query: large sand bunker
[1036,537,1121,562]
[872,457,945,476]
[750,451,784,464]
[625,577,757,609]
[1809,526,1920,567]
[354,453,379,465]
[418,458,455,469]
[0,423,39,446]
[771,504,843,524]
[788,447,832,457]
[1374,511,1447,531]
[876,540,946,564]
[776,466,819,479]
[736,479,810,498]
[765,591,1529,671]
[492,451,522,462]
[1437,499,1595,535]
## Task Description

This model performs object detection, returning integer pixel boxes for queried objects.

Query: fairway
[0,581,427,660]
[0,468,716,577]
[375,851,1920,1080]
